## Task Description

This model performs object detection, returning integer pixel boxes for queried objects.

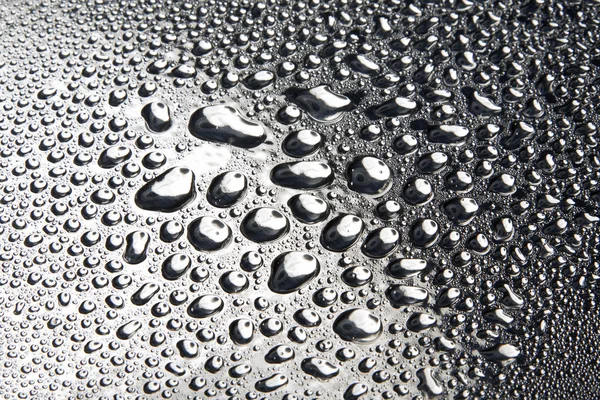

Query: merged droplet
[479,343,520,365]
[491,216,515,243]
[301,357,340,380]
[286,85,354,122]
[387,258,428,279]
[371,97,420,118]
[347,54,381,76]
[417,368,444,397]
[255,374,288,393]
[135,167,196,212]
[271,161,334,189]
[469,90,503,116]
[386,285,429,307]
[188,105,267,148]
[426,124,470,145]
[177,339,199,359]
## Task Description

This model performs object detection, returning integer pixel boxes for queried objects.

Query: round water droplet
[402,177,433,205]
[241,208,290,243]
[142,102,172,132]
[409,219,439,248]
[161,254,191,280]
[346,156,392,197]
[269,252,320,294]
[187,217,232,252]
[288,194,330,224]
[229,318,254,345]
[207,171,248,208]
[321,214,364,252]
[282,129,324,157]
[188,295,224,318]
[219,271,249,293]
[333,309,382,343]
[341,266,373,287]
[361,227,400,258]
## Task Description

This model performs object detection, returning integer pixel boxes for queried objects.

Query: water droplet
[333,309,382,343]
[188,295,224,318]
[321,214,364,252]
[142,102,173,132]
[207,171,248,208]
[271,161,334,189]
[135,167,196,212]
[240,208,290,243]
[269,252,320,294]
[189,105,267,148]
[346,156,392,197]
[187,217,232,251]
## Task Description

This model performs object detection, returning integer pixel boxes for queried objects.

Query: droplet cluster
[0,0,599,399]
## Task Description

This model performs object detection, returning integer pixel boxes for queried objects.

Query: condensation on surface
[0,0,600,399]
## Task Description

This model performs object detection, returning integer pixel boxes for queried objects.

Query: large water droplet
[187,216,232,251]
[271,161,334,189]
[188,295,224,318]
[135,167,196,212]
[321,214,365,252]
[240,208,290,243]
[286,85,354,122]
[207,171,248,208]
[188,105,267,148]
[346,156,392,197]
[333,309,382,343]
[269,252,320,294]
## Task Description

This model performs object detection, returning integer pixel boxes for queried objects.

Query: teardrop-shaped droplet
[268,252,320,294]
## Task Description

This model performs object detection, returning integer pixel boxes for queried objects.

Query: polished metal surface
[0,1,599,399]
